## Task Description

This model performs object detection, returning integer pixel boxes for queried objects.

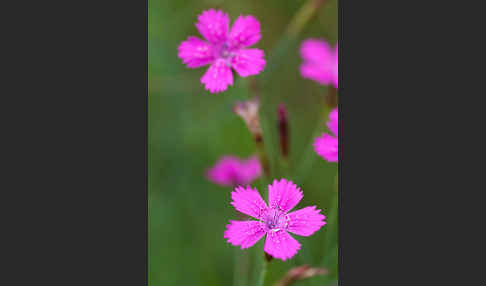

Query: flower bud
[233,97,262,142]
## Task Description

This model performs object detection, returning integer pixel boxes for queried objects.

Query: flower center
[214,42,235,62]
[264,209,287,232]
[221,49,231,58]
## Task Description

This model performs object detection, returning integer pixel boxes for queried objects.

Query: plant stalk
[257,257,269,286]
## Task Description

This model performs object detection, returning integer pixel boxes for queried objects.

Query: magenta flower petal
[299,39,338,88]
[264,230,301,261]
[206,155,262,187]
[228,15,261,49]
[224,220,266,249]
[178,36,214,68]
[327,107,338,136]
[314,108,338,162]
[314,133,338,162]
[195,9,229,44]
[300,39,332,63]
[333,44,339,87]
[231,48,266,77]
[239,156,262,184]
[268,179,303,213]
[300,62,337,87]
[201,59,234,93]
[230,186,268,219]
[206,156,240,186]
[286,206,327,236]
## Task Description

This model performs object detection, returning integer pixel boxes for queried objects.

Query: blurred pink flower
[314,108,338,162]
[299,39,338,88]
[206,155,262,187]
[178,9,266,93]
[224,179,326,261]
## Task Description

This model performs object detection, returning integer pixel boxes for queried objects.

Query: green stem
[234,249,249,286]
[257,258,268,286]
[286,0,328,37]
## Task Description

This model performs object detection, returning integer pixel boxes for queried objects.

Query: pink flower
[206,155,262,187]
[299,39,338,88]
[314,108,338,162]
[224,179,326,261]
[178,9,266,93]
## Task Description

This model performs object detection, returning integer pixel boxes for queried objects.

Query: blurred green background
[149,0,338,285]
